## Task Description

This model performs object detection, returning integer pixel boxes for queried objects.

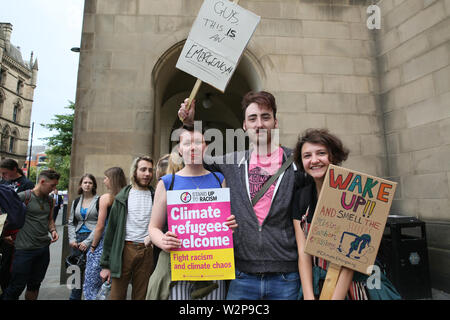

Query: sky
[2,0,85,145]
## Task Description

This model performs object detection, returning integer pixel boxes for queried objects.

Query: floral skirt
[83,237,104,300]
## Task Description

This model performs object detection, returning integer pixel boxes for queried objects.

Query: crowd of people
[0,90,401,300]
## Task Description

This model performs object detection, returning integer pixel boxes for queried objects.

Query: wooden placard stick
[319,263,342,300]
[179,0,240,121]
[185,78,203,113]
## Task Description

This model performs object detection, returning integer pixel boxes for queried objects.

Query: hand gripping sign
[176,0,260,114]
[167,188,235,281]
[304,165,397,299]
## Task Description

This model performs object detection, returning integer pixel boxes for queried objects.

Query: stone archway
[151,41,265,160]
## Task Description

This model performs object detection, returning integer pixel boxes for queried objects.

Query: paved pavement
[16,211,450,300]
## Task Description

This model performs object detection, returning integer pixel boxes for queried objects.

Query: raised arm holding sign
[292,129,399,300]
[176,0,260,118]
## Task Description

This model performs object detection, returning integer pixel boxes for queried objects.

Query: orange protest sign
[304,165,397,299]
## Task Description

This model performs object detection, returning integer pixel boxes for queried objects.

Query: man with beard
[178,91,308,300]
[100,156,155,300]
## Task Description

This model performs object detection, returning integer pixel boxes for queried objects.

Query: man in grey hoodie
[178,91,306,300]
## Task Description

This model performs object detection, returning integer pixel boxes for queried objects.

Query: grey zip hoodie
[205,146,299,273]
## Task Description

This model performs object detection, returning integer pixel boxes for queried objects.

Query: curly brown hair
[294,128,349,171]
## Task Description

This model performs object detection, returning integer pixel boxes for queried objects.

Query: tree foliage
[40,101,75,190]
[41,102,75,157]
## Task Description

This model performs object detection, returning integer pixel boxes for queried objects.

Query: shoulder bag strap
[251,154,294,207]
[169,173,175,191]
[24,189,32,206]
[210,172,222,188]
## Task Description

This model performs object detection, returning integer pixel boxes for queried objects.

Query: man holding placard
[179,92,307,300]
[176,0,306,300]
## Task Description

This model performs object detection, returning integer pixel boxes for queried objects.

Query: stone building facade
[376,0,450,293]
[0,23,38,166]
[71,0,450,291]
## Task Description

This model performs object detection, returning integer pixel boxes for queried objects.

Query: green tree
[28,166,37,185]
[41,101,75,190]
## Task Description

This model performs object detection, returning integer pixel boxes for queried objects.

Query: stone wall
[73,0,385,193]
[72,0,450,290]
[376,0,450,290]
[248,0,385,177]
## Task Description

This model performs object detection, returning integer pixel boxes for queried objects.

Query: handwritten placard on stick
[176,0,260,92]
[304,165,397,275]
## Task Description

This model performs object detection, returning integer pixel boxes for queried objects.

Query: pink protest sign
[167,188,235,281]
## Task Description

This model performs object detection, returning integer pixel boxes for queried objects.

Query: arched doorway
[152,41,264,160]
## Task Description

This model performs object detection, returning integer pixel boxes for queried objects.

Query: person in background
[0,158,35,295]
[151,154,170,268]
[51,189,63,223]
[155,154,170,181]
[83,167,127,300]
[0,159,34,193]
[100,156,155,300]
[1,170,60,300]
[68,174,99,300]
[167,152,184,175]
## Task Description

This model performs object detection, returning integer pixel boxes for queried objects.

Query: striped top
[125,188,153,243]
[302,207,369,300]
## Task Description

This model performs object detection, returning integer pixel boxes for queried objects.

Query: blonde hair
[130,156,154,187]
[167,152,184,175]
[155,154,170,181]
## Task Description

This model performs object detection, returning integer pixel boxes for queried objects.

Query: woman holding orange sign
[291,128,400,300]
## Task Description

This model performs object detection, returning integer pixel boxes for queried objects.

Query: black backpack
[0,185,26,232]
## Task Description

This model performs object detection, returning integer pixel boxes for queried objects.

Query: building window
[0,69,6,86]
[1,127,9,152]
[12,100,22,123]
[17,79,24,95]
[0,91,4,116]
[13,105,19,122]
[9,136,14,153]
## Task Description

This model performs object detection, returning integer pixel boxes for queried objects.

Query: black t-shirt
[0,175,35,193]
[290,178,317,223]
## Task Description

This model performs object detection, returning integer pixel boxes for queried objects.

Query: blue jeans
[1,246,50,300]
[226,269,300,300]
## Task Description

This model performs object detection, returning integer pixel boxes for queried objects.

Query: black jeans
[2,245,50,300]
